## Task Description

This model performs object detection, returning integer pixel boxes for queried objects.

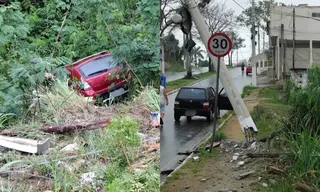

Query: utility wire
[231,0,246,10]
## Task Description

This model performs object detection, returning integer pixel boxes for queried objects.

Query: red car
[66,51,130,100]
[246,64,252,75]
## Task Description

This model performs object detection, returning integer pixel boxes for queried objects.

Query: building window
[312,12,320,17]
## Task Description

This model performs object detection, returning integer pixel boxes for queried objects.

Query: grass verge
[241,85,258,98]
[250,86,320,191]
[166,62,185,72]
[251,87,290,139]
[166,72,215,93]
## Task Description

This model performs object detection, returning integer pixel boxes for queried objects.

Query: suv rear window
[177,88,206,100]
[78,55,118,77]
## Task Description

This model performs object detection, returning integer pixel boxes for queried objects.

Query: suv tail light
[174,101,179,107]
[80,78,91,90]
[203,102,209,109]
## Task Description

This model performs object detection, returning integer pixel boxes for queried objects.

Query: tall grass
[134,86,159,111]
[277,67,320,189]
[0,113,15,128]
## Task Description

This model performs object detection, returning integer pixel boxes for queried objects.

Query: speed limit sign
[207,32,232,57]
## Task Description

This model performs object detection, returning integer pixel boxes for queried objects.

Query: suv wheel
[174,114,180,121]
[187,116,192,121]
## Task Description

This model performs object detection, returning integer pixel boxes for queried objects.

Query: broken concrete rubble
[0,135,50,154]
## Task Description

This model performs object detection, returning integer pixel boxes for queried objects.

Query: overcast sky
[172,0,320,64]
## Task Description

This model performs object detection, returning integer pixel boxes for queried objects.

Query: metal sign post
[207,33,232,153]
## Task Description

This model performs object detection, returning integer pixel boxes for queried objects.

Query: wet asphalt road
[160,68,252,179]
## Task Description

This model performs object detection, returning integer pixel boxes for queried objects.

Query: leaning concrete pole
[185,0,258,137]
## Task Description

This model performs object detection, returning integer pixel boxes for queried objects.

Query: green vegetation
[166,72,215,92]
[166,62,185,72]
[0,0,160,117]
[241,85,258,98]
[0,1,160,190]
[251,67,320,191]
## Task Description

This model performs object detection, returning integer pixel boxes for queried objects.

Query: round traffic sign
[207,32,232,57]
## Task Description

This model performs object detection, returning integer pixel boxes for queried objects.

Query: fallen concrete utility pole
[41,118,112,133]
[0,135,50,154]
[184,0,258,139]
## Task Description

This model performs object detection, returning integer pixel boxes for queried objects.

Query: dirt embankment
[161,89,272,192]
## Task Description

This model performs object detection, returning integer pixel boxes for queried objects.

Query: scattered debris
[261,183,268,187]
[193,156,199,161]
[79,172,95,185]
[201,178,207,182]
[204,142,221,151]
[61,143,79,152]
[232,155,238,161]
[266,166,286,175]
[40,118,112,133]
[246,152,281,158]
[237,161,245,166]
[249,142,257,151]
[217,188,237,192]
[292,182,318,192]
[0,135,50,154]
[142,143,160,153]
[238,171,255,180]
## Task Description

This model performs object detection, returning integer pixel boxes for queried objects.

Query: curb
[167,74,216,95]
[160,112,234,187]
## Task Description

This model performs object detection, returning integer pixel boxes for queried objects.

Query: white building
[269,4,320,86]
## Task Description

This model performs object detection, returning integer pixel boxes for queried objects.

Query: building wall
[270,6,320,41]
[284,47,311,69]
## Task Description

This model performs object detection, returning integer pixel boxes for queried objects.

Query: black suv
[174,86,216,122]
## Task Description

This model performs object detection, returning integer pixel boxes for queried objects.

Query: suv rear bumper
[174,108,211,117]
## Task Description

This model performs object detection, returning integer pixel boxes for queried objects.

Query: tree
[160,0,180,37]
[191,46,205,65]
[237,0,280,32]
[225,30,245,66]
[162,33,183,63]
[193,1,236,71]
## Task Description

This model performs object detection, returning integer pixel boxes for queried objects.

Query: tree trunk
[230,52,233,66]
[208,57,214,72]
[40,118,112,133]
[186,51,193,78]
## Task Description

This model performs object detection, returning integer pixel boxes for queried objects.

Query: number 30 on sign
[207,32,232,58]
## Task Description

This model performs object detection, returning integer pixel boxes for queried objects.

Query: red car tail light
[203,102,210,109]
[174,101,179,107]
[80,78,91,90]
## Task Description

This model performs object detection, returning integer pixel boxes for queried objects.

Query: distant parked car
[66,51,130,101]
[246,64,252,76]
[174,86,216,122]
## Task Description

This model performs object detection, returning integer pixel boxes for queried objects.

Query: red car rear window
[78,55,118,77]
